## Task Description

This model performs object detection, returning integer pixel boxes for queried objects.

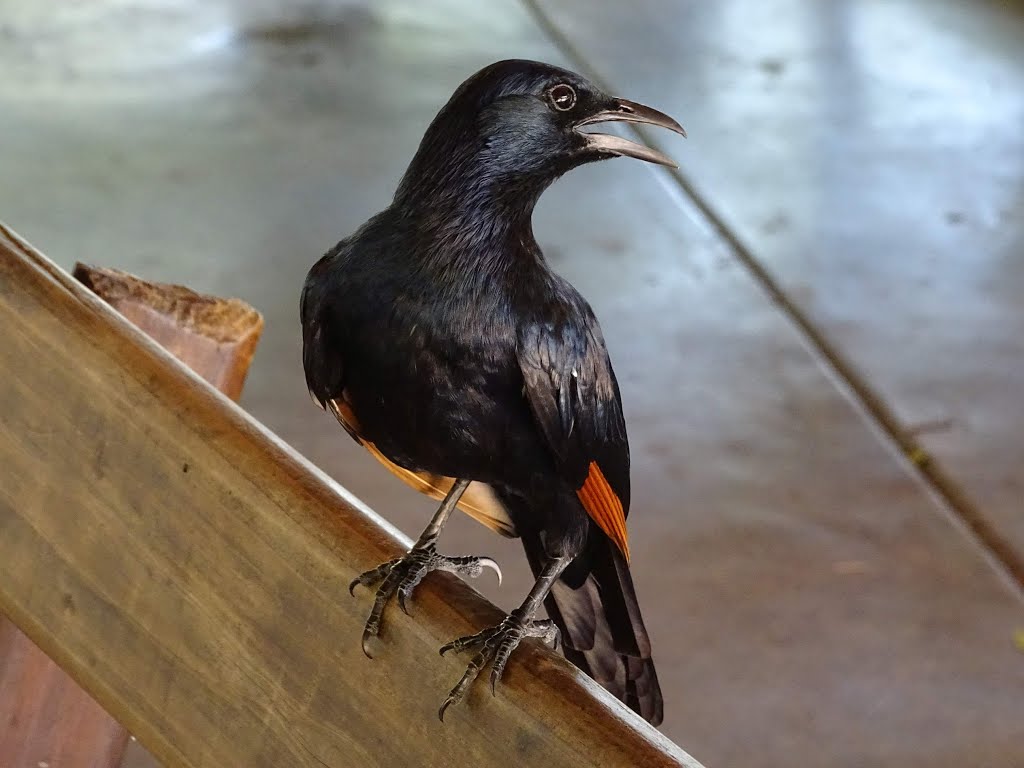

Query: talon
[438,697,455,722]
[361,631,376,659]
[348,558,400,596]
[349,548,502,656]
[437,613,552,716]
[478,557,503,587]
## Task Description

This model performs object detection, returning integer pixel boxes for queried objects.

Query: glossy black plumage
[301,59,683,725]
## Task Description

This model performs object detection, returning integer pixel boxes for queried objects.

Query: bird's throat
[401,178,548,271]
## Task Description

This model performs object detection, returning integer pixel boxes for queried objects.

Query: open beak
[575,98,686,168]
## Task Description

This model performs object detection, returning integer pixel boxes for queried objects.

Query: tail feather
[522,529,664,726]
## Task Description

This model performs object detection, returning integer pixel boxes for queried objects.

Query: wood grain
[1,253,265,768]
[0,223,704,768]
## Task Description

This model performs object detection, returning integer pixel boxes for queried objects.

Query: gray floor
[2,1,1024,766]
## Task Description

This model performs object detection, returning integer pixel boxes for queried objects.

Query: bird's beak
[575,98,686,168]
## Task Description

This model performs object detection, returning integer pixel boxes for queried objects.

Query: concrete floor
[2,1,1024,766]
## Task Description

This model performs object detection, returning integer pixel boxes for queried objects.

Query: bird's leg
[349,478,501,656]
[437,555,570,720]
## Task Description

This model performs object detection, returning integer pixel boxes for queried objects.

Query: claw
[438,614,553,719]
[397,581,417,618]
[439,624,494,657]
[361,630,375,659]
[438,697,455,722]
[349,548,501,659]
[349,558,399,596]
[478,556,503,587]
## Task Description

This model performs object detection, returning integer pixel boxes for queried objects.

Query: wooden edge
[0,255,265,767]
[0,222,705,768]
[70,264,263,344]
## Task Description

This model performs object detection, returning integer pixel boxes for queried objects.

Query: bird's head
[394,60,685,218]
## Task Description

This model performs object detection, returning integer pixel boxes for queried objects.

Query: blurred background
[2,0,1023,766]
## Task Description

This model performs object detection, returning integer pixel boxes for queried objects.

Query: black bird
[301,59,684,725]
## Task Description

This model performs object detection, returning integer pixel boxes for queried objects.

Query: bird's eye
[548,84,577,112]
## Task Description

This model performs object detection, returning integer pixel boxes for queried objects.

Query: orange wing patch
[361,440,516,537]
[576,461,630,561]
[327,397,516,538]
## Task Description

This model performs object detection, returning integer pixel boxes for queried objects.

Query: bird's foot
[437,611,560,720]
[349,540,501,657]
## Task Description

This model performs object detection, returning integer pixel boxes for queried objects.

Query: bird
[301,59,684,725]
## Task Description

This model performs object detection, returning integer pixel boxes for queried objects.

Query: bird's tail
[520,525,664,726]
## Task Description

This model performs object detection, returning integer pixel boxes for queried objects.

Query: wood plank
[0,222,702,768]
[1,261,264,768]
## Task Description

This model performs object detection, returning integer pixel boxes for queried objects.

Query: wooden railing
[0,223,705,768]
[1,252,266,768]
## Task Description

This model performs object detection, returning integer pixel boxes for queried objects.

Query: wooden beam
[0,223,704,768]
[0,261,264,768]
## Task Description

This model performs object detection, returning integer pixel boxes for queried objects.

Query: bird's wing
[300,271,347,413]
[517,318,631,559]
[301,269,515,537]
[516,315,659,722]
